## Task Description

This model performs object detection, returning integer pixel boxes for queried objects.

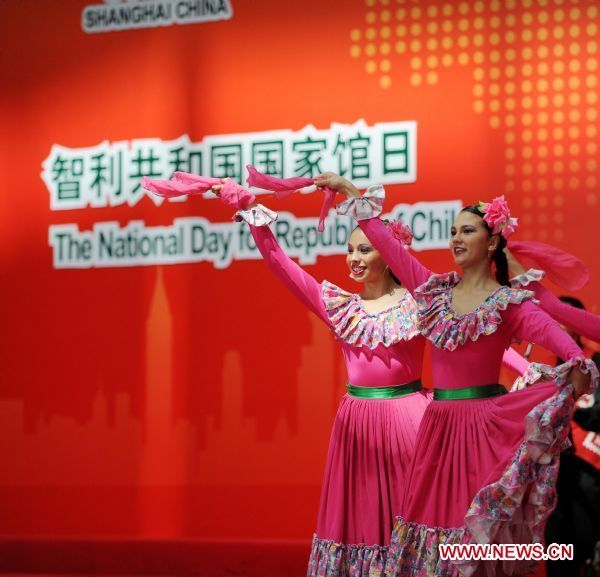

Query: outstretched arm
[314,173,433,294]
[237,204,330,326]
[506,249,600,342]
[509,300,598,397]
[529,282,600,342]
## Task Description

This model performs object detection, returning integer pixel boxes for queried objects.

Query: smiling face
[347,227,388,283]
[450,210,499,267]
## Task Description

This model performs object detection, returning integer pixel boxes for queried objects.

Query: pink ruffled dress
[338,191,599,577]
[234,204,430,577]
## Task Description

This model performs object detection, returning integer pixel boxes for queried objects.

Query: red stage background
[0,0,598,572]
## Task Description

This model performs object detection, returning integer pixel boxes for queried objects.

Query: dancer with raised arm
[213,187,430,577]
[142,170,532,577]
[314,173,598,577]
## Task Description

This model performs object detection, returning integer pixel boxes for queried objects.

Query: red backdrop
[0,0,598,547]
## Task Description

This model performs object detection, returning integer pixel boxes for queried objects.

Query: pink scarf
[142,172,255,209]
[508,240,589,291]
[143,167,337,232]
[246,165,336,232]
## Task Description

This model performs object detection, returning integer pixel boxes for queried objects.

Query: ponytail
[492,236,510,287]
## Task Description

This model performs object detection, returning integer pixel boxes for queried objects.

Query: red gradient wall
[0,0,598,542]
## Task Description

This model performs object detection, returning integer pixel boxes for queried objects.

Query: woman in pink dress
[228,199,430,577]
[314,175,598,577]
[141,172,429,576]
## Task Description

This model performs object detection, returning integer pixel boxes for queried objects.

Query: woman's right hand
[210,178,228,197]
[314,172,361,198]
[211,178,256,210]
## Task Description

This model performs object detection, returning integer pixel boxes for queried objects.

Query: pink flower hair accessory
[388,220,413,247]
[478,195,519,239]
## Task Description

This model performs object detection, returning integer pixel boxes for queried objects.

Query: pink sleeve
[501,347,530,375]
[529,282,600,342]
[250,225,330,326]
[359,218,433,294]
[508,300,584,362]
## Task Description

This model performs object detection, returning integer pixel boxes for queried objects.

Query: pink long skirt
[307,389,432,577]
[385,381,573,577]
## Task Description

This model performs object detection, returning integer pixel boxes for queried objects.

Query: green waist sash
[347,379,422,399]
[434,384,507,401]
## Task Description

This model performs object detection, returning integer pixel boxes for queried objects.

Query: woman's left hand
[314,172,361,198]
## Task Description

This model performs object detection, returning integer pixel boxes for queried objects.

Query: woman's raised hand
[210,178,256,210]
[314,172,361,198]
[210,178,229,196]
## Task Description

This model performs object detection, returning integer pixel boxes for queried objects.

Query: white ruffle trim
[336,185,384,221]
[234,203,278,226]
[510,269,545,289]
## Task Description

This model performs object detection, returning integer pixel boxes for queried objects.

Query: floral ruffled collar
[415,272,537,351]
[321,281,420,349]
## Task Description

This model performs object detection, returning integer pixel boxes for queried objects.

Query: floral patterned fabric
[459,386,574,576]
[385,356,599,577]
[414,272,538,351]
[385,516,471,577]
[510,362,556,392]
[385,387,573,577]
[322,281,420,349]
[309,534,388,577]
[512,355,599,395]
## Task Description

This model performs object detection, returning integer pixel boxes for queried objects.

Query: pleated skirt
[385,381,573,577]
[308,389,433,577]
